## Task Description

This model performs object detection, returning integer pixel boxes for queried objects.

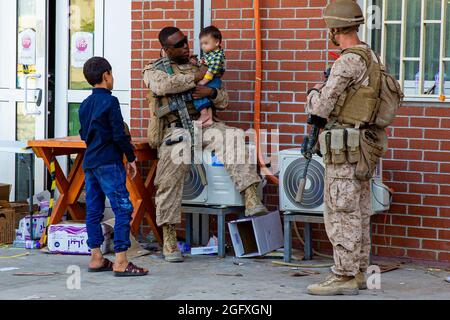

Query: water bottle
[13,240,41,249]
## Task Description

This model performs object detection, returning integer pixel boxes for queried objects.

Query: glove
[307,114,327,129]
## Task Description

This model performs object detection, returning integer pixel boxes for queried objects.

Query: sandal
[114,262,149,277]
[88,258,114,273]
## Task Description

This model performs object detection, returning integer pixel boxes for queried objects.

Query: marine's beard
[172,55,190,64]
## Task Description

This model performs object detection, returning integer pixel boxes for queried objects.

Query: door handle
[35,88,43,107]
[24,73,42,115]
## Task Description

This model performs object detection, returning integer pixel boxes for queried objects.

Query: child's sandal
[114,262,149,277]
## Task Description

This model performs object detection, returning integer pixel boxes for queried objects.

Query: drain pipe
[253,0,279,185]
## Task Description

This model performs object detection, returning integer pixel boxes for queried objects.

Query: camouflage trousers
[154,121,261,226]
[324,162,373,277]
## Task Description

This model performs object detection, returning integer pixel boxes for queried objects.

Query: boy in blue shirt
[79,57,148,277]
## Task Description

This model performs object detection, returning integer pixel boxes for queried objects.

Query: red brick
[425,107,450,117]
[438,252,450,262]
[408,161,438,172]
[393,150,423,160]
[409,139,440,150]
[422,218,450,229]
[438,229,450,240]
[408,206,438,216]
[391,215,421,226]
[392,172,423,183]
[423,196,450,206]
[391,237,420,248]
[424,174,450,184]
[425,129,450,140]
[409,183,439,195]
[393,128,423,138]
[398,107,424,116]
[410,117,440,128]
[407,227,437,239]
[422,240,450,251]
[383,160,408,171]
[406,249,437,261]
[376,246,406,258]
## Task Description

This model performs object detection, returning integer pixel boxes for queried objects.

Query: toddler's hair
[199,26,222,43]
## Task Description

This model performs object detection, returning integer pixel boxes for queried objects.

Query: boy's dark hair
[199,26,222,43]
[159,26,180,47]
[83,57,112,86]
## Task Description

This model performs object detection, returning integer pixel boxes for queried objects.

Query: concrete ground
[0,247,449,300]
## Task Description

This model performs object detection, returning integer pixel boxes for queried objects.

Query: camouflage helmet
[323,0,365,29]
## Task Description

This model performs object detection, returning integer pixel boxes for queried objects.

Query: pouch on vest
[346,128,360,164]
[330,129,346,164]
[355,127,388,181]
[319,130,332,165]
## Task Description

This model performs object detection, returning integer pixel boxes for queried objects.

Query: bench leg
[217,214,226,258]
[284,217,292,263]
[185,213,193,249]
[304,222,313,261]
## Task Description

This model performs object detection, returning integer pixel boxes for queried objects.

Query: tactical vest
[330,47,381,129]
[329,46,403,130]
[146,58,199,149]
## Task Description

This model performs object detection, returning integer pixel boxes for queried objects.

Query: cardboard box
[16,214,48,241]
[47,223,112,255]
[228,211,284,258]
[0,184,11,201]
[0,207,16,244]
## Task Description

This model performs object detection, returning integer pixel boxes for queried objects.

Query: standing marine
[304,0,403,295]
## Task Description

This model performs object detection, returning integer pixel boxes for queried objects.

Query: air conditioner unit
[279,148,391,215]
[183,150,246,207]
[279,148,325,215]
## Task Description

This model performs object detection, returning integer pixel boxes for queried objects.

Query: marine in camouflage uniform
[143,27,267,263]
[305,0,379,295]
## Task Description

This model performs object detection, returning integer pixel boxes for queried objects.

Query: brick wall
[131,0,450,263]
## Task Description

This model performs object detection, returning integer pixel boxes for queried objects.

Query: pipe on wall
[253,0,279,185]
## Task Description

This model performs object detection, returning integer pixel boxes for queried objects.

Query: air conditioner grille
[283,157,325,209]
[183,164,206,200]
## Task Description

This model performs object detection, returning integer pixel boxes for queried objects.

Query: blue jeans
[85,163,133,253]
[193,77,222,112]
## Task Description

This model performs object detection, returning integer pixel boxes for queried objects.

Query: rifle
[295,117,322,203]
[295,67,332,204]
[154,58,207,186]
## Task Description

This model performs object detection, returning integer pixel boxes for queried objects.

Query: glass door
[0,0,49,200]
[54,0,131,171]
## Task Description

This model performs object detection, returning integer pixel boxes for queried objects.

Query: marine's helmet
[323,0,365,29]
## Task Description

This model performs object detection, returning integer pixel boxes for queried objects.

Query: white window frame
[359,0,449,103]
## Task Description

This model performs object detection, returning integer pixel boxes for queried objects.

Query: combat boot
[307,274,359,296]
[356,272,367,290]
[162,224,183,263]
[244,184,268,217]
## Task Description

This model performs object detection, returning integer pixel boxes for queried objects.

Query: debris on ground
[379,263,401,273]
[0,267,20,272]
[13,272,62,277]
[271,261,333,268]
[445,276,450,283]
[216,273,243,277]
[289,270,320,277]
[233,261,244,266]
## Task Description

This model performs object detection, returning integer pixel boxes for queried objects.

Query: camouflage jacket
[306,44,373,120]
[142,59,229,148]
